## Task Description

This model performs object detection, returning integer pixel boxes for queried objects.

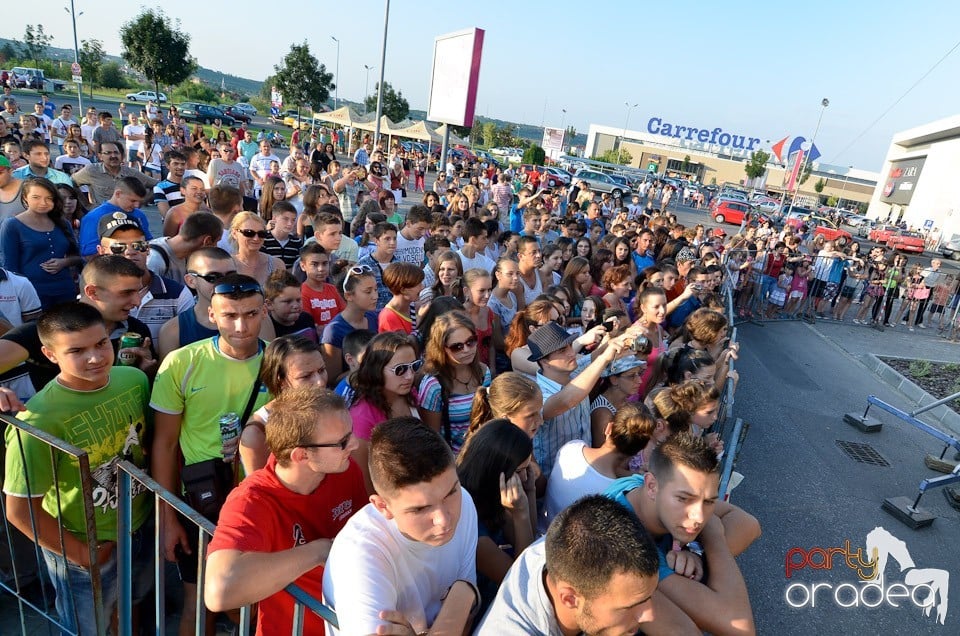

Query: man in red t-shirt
[205,387,366,636]
[299,243,346,332]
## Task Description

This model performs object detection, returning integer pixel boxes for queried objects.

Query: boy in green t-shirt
[3,302,153,636]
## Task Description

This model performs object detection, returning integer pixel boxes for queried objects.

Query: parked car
[857,219,877,238]
[754,199,780,214]
[573,169,631,197]
[886,231,925,254]
[178,102,235,126]
[841,214,870,228]
[232,103,258,116]
[940,234,960,260]
[542,166,571,187]
[10,67,45,89]
[125,90,168,103]
[711,200,756,226]
[222,106,252,123]
[868,225,900,243]
[805,216,853,246]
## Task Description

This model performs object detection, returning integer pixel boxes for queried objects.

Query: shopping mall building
[865,113,960,240]
[585,117,878,209]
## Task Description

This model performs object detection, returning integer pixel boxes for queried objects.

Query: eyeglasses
[238,228,271,239]
[107,241,149,254]
[388,359,424,377]
[343,264,373,290]
[187,270,237,284]
[298,431,353,451]
[212,281,264,296]
[446,336,478,353]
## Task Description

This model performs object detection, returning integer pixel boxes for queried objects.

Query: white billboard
[542,126,565,160]
[426,28,485,127]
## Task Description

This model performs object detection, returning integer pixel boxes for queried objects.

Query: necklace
[453,372,473,388]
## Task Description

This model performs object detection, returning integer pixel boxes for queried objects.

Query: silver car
[573,169,632,197]
[941,233,960,260]
[232,103,258,116]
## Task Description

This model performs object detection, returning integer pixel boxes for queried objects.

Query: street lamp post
[363,64,375,114]
[65,1,83,112]
[618,102,638,165]
[560,108,567,153]
[790,97,829,212]
[330,36,340,110]
[373,0,390,149]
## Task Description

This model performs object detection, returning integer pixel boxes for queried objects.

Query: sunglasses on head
[343,264,374,290]
[107,241,149,254]
[388,359,424,377]
[212,281,263,296]
[238,228,271,239]
[188,270,237,284]
[446,336,478,353]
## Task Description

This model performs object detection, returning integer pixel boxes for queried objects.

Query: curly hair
[651,379,720,435]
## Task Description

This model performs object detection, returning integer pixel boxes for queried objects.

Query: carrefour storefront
[866,113,960,241]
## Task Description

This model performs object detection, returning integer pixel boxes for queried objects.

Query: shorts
[809,279,828,299]
[127,148,140,163]
[822,282,840,302]
[788,290,805,300]
[840,286,857,299]
[42,517,154,636]
[930,303,945,315]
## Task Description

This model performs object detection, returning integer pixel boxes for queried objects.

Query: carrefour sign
[647,117,761,151]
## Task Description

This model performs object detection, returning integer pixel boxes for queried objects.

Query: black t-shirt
[271,312,318,343]
[0,316,154,392]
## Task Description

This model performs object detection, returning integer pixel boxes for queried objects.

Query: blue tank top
[178,309,218,347]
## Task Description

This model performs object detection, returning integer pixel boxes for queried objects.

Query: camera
[630,335,652,356]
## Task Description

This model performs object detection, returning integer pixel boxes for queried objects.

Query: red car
[869,225,900,243]
[806,216,853,246]
[886,231,925,253]
[711,200,759,226]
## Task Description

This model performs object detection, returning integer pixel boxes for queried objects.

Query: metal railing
[715,286,747,500]
[0,414,106,635]
[115,460,339,635]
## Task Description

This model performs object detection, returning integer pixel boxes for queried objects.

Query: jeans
[41,519,154,636]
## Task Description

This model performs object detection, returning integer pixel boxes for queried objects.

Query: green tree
[259,75,275,101]
[523,144,546,165]
[482,122,497,147]
[78,39,105,99]
[826,196,839,207]
[364,82,410,122]
[565,125,577,140]
[99,62,128,90]
[744,150,770,180]
[814,177,826,194]
[273,42,334,116]
[20,25,53,71]
[120,9,196,102]
[174,81,217,104]
[594,148,632,165]
[0,43,17,63]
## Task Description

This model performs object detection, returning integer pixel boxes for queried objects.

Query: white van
[10,67,45,89]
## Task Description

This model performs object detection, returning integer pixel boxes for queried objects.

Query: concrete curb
[795,322,960,438]
[864,354,960,437]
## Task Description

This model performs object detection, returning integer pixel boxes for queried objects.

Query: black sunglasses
[238,228,271,239]
[298,431,353,451]
[187,270,237,284]
[212,281,264,296]
[108,241,149,254]
[388,359,424,377]
[446,336,478,353]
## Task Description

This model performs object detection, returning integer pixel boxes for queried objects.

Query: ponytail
[467,386,493,441]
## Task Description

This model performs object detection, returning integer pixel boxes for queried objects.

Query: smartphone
[602,318,618,332]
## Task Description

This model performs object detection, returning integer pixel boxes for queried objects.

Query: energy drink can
[117,332,142,366]
[219,412,241,461]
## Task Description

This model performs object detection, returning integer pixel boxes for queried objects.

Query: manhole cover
[836,440,890,467]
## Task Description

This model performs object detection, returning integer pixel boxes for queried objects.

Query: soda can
[219,412,241,461]
[117,332,143,366]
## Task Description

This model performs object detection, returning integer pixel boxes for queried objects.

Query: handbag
[180,376,263,521]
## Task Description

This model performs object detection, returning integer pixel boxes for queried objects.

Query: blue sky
[8,0,960,171]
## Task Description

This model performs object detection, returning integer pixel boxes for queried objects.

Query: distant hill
[0,37,587,146]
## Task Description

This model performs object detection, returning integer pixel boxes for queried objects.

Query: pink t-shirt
[348,390,420,440]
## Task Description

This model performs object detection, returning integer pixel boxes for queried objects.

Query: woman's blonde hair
[468,372,542,437]
[229,211,266,250]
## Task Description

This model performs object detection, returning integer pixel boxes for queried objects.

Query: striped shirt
[535,356,593,480]
[418,367,492,453]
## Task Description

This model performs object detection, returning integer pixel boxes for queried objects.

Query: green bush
[522,144,546,166]
[99,62,128,89]
[173,81,217,104]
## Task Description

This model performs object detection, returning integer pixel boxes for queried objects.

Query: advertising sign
[880,157,926,206]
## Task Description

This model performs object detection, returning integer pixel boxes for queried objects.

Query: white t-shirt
[457,249,495,274]
[323,488,478,635]
[394,232,425,265]
[123,123,146,151]
[50,116,77,143]
[542,440,615,532]
[0,270,41,326]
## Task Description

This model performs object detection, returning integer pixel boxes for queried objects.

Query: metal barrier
[713,286,747,500]
[0,414,106,635]
[115,460,339,635]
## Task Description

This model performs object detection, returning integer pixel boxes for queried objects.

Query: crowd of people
[0,90,769,636]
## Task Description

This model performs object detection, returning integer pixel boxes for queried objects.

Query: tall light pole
[560,108,567,153]
[330,36,340,110]
[373,0,390,148]
[836,165,853,211]
[64,1,83,112]
[618,102,638,165]
[363,64,375,114]
[790,97,829,211]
